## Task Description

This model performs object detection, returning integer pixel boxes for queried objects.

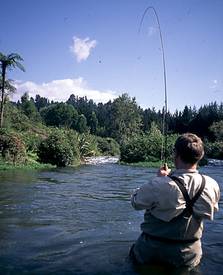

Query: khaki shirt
[131,169,220,222]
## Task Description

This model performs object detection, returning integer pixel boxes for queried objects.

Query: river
[0,163,222,275]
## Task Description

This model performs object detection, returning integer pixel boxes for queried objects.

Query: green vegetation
[0,160,53,171]
[96,137,120,156]
[37,130,75,167]
[120,124,178,164]
[1,52,223,170]
[0,128,26,164]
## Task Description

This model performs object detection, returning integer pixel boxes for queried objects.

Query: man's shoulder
[151,175,181,192]
[202,174,219,190]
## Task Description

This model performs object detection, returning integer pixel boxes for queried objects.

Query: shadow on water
[0,164,222,274]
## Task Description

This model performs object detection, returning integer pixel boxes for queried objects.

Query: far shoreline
[1,157,221,172]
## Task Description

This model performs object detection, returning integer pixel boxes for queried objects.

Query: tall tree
[209,120,223,141]
[19,92,41,121]
[34,94,49,111]
[0,52,25,128]
[0,78,16,102]
[40,102,78,128]
[76,114,88,133]
[109,93,142,143]
[89,111,98,134]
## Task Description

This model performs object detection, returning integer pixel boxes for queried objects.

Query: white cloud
[12,77,118,103]
[70,36,97,62]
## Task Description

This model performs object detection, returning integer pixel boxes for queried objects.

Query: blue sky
[1,0,223,111]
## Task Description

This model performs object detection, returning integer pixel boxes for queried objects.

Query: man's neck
[175,158,197,170]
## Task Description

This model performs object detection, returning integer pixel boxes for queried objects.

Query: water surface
[0,164,222,274]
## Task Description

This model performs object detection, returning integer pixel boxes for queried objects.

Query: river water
[0,163,222,275]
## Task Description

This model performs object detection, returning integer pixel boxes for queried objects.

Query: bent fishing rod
[138,6,168,168]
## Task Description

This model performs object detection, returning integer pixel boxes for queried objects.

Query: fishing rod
[138,6,168,167]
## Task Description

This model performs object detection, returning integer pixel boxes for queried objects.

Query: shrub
[65,129,80,159]
[120,129,178,163]
[120,123,162,163]
[205,141,223,160]
[96,137,120,156]
[37,130,74,167]
[20,131,44,153]
[120,135,147,163]
[4,102,33,131]
[78,133,99,158]
[0,129,27,164]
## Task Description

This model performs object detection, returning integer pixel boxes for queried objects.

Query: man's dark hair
[174,133,204,164]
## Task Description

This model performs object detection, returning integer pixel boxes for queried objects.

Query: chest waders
[141,175,206,243]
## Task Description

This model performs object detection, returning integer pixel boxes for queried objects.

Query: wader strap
[169,175,206,211]
[143,175,206,244]
[191,175,205,205]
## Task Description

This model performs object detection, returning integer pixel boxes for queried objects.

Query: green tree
[96,101,112,136]
[76,114,88,133]
[0,52,25,128]
[20,92,41,121]
[209,120,223,141]
[41,103,78,128]
[142,107,160,132]
[109,93,142,143]
[34,94,49,111]
[89,111,98,134]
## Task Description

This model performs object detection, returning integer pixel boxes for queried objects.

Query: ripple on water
[0,164,222,274]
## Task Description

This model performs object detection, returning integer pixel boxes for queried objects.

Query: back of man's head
[174,133,204,164]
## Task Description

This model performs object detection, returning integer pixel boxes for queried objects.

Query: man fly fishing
[130,133,220,269]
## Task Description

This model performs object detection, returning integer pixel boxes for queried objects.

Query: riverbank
[120,157,216,168]
[0,160,55,171]
[0,156,116,171]
[1,156,221,171]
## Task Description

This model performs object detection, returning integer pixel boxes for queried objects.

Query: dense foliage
[96,137,120,156]
[1,51,222,168]
[37,130,74,167]
[120,123,178,163]
[0,129,26,164]
[12,92,223,145]
[1,90,223,167]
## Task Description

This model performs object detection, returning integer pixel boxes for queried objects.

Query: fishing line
[138,6,168,165]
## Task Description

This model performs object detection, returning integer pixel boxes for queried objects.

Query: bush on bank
[36,129,121,167]
[205,141,223,160]
[1,121,222,169]
[96,137,120,156]
[0,129,27,164]
[120,122,178,163]
[37,130,74,167]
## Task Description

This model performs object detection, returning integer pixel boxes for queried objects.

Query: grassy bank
[0,160,55,171]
